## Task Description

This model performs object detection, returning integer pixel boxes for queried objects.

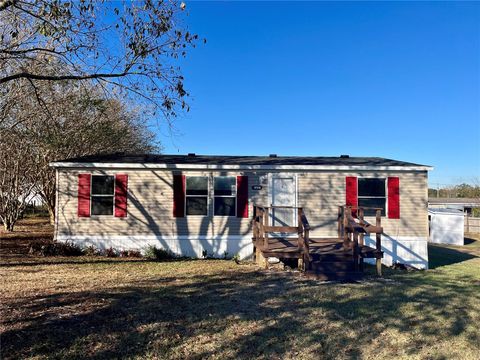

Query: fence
[465,215,480,234]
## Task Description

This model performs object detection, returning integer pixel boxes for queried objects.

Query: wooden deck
[252,205,384,280]
[255,237,380,259]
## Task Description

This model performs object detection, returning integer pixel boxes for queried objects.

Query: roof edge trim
[49,162,433,171]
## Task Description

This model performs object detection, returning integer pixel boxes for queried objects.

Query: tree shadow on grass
[428,243,477,269]
[1,266,480,359]
[0,256,240,268]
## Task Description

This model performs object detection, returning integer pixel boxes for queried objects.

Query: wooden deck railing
[338,205,384,275]
[252,205,311,270]
[297,207,311,271]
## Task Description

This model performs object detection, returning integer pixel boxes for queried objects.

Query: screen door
[271,175,296,228]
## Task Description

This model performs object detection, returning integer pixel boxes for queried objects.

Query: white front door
[270,175,297,228]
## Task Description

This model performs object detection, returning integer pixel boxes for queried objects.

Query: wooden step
[310,252,353,262]
[261,251,302,259]
[309,238,343,244]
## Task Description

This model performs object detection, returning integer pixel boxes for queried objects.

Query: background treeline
[428,184,480,199]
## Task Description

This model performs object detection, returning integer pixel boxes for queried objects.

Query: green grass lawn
[1,231,479,359]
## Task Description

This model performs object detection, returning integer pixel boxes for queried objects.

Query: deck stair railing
[338,205,384,275]
[252,205,311,270]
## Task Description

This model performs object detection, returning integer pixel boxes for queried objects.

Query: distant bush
[119,249,144,258]
[22,204,49,218]
[119,249,142,257]
[127,250,142,258]
[232,254,241,264]
[28,242,173,260]
[144,245,175,261]
[105,247,118,257]
[84,245,99,256]
[29,241,84,257]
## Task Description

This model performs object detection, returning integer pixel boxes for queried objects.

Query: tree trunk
[3,219,14,232]
[48,205,55,225]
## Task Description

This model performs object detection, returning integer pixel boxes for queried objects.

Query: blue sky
[161,1,479,186]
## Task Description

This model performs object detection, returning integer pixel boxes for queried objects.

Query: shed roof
[50,153,432,171]
[428,208,465,215]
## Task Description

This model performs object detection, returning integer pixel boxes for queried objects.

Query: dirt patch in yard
[0,218,54,258]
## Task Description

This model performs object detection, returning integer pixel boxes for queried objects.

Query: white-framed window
[358,178,386,216]
[214,176,236,216]
[91,175,115,216]
[185,176,209,216]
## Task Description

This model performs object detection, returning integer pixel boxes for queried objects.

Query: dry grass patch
[1,220,479,359]
[1,253,480,359]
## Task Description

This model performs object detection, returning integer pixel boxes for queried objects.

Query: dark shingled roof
[53,153,430,168]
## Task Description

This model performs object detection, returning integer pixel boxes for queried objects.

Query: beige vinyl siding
[56,170,263,238]
[56,169,428,239]
[297,171,428,238]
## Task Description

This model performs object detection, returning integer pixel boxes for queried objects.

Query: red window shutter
[236,175,249,218]
[78,174,91,217]
[345,176,358,216]
[173,175,186,217]
[388,177,400,219]
[345,176,358,207]
[114,174,128,217]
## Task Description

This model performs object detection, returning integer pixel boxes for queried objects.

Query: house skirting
[56,234,428,269]
[55,234,254,260]
[364,235,429,269]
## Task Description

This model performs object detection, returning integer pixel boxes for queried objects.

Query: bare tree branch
[0,71,132,84]
[0,0,202,122]
[0,0,16,11]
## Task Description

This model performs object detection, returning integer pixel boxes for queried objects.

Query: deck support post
[263,207,269,251]
[353,231,359,272]
[255,246,267,268]
[358,208,365,271]
[337,206,344,239]
[375,209,383,277]
[298,257,304,271]
[376,258,382,277]
[343,206,351,250]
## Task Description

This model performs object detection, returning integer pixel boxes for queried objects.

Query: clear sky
[160,1,480,186]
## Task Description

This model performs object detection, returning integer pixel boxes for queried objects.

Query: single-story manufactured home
[51,153,432,269]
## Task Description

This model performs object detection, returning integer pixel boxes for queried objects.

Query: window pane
[358,178,385,197]
[214,177,236,196]
[186,196,208,215]
[214,197,236,216]
[186,177,208,196]
[358,197,386,216]
[91,196,114,215]
[92,175,114,195]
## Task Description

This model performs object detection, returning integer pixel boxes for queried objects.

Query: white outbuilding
[428,208,464,246]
